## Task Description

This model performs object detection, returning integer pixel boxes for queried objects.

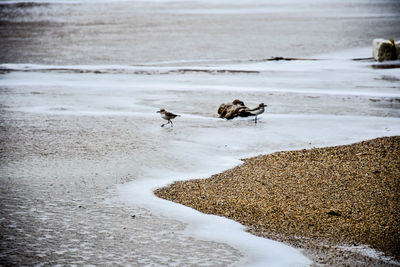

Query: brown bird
[247,103,267,124]
[157,108,180,127]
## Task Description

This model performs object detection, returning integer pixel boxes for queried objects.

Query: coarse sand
[155,136,400,266]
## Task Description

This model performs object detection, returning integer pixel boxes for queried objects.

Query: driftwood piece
[218,99,255,120]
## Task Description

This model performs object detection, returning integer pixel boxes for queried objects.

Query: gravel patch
[155,136,400,266]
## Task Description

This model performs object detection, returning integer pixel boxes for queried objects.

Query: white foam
[117,113,400,266]
[337,245,400,265]
[2,57,400,100]
[117,154,311,266]
[1,47,400,266]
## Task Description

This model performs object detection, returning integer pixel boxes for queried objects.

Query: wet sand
[0,113,242,266]
[155,136,400,266]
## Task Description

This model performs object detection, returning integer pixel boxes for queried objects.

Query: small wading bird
[157,108,180,127]
[247,103,267,124]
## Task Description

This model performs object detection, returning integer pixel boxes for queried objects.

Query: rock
[218,99,255,120]
[372,39,398,61]
[327,210,342,217]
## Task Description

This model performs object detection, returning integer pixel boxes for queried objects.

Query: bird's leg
[169,120,173,127]
[161,123,166,127]
[254,115,258,124]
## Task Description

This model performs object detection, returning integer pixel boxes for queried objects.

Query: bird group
[157,102,267,127]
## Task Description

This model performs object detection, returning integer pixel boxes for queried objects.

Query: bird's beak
[156,111,160,113]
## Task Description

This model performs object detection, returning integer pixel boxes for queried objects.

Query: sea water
[1,0,400,266]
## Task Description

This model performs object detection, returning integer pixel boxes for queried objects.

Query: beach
[155,136,400,266]
[1,0,400,266]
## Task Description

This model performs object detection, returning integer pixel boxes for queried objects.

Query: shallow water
[1,0,400,266]
[1,0,400,65]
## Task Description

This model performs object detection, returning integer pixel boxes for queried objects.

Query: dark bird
[157,108,180,127]
[247,103,267,124]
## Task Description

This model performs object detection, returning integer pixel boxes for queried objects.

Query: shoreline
[1,0,400,265]
[155,136,400,266]
[3,55,400,266]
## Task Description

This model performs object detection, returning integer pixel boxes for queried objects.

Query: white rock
[372,39,398,61]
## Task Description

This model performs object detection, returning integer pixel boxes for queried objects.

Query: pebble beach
[155,136,400,266]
